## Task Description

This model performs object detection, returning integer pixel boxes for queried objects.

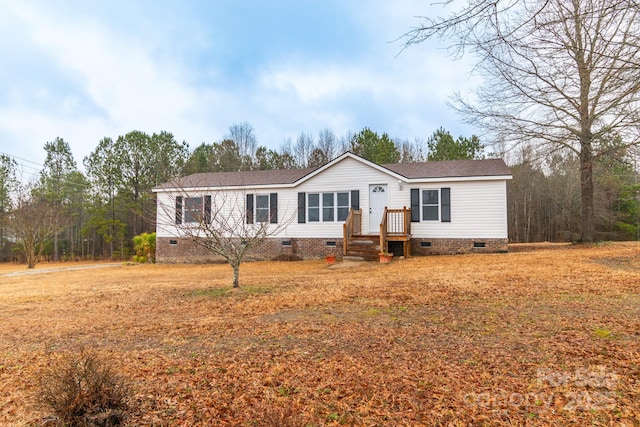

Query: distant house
[153,151,512,262]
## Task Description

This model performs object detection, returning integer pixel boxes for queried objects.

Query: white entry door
[369,184,388,233]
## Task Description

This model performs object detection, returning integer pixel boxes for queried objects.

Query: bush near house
[132,232,156,263]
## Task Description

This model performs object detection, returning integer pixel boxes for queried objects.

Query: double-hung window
[337,192,350,221]
[322,193,334,222]
[246,193,278,224]
[185,197,203,223]
[307,192,350,222]
[256,195,270,223]
[308,194,320,222]
[298,190,358,223]
[410,188,451,223]
[422,190,439,221]
[176,195,211,224]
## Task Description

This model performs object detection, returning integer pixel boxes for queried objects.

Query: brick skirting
[156,237,344,263]
[411,238,508,255]
[156,236,508,263]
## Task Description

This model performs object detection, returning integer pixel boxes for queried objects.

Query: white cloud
[2,2,221,163]
[0,0,482,169]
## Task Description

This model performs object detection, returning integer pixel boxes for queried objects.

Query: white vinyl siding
[155,155,509,240]
[409,180,508,239]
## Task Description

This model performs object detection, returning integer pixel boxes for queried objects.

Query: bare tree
[403,0,640,242]
[158,186,293,288]
[294,132,315,168]
[317,128,338,161]
[7,187,61,268]
[227,122,257,170]
[338,130,354,154]
[396,138,425,163]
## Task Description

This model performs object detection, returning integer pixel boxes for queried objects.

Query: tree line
[0,123,638,265]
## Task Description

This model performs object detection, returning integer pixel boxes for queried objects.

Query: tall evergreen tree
[37,137,79,261]
[426,128,484,161]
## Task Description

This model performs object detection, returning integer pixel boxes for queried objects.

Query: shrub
[37,351,131,426]
[132,232,155,263]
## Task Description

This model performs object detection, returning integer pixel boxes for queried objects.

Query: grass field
[1,243,639,426]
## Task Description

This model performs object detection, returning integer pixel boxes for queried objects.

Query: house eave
[401,174,512,184]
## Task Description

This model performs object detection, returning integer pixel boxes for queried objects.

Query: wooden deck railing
[380,207,412,257]
[380,207,389,254]
[386,207,411,235]
[343,208,362,255]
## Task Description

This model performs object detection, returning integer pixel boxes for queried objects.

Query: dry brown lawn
[1,243,639,426]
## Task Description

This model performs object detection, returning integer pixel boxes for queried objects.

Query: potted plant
[325,254,337,264]
[379,252,393,263]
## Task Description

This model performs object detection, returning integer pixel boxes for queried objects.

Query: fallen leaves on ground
[0,242,639,425]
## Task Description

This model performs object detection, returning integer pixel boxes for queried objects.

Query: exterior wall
[407,180,509,239]
[155,156,510,264]
[156,158,509,242]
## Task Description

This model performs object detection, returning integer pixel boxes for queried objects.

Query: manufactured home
[153,152,512,262]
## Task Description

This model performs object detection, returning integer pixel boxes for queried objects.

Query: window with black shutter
[246,194,254,224]
[298,192,306,223]
[175,196,183,224]
[441,188,451,222]
[410,189,419,222]
[270,193,278,223]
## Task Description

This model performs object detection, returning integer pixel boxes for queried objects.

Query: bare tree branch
[403,0,640,241]
[157,181,294,287]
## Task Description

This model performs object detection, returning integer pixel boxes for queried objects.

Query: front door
[369,184,388,233]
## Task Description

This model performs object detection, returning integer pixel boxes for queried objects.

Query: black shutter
[351,190,360,210]
[410,189,420,222]
[246,194,254,224]
[441,188,451,222]
[204,195,212,223]
[175,196,182,224]
[298,192,306,223]
[270,193,278,224]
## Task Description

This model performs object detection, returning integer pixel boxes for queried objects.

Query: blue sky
[0,0,479,175]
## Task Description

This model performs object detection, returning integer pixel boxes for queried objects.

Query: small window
[308,194,320,222]
[184,197,203,223]
[169,240,178,245]
[337,192,350,221]
[473,242,486,248]
[420,241,432,247]
[256,195,270,223]
[322,193,334,221]
[326,241,336,247]
[422,190,439,221]
[282,240,292,246]
[372,186,385,193]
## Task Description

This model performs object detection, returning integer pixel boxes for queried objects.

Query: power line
[0,151,92,191]
[0,151,44,168]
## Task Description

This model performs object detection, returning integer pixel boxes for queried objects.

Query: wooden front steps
[344,234,380,261]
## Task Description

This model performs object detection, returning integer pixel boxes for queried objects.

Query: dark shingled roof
[382,158,511,179]
[155,155,511,190]
[155,167,315,189]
